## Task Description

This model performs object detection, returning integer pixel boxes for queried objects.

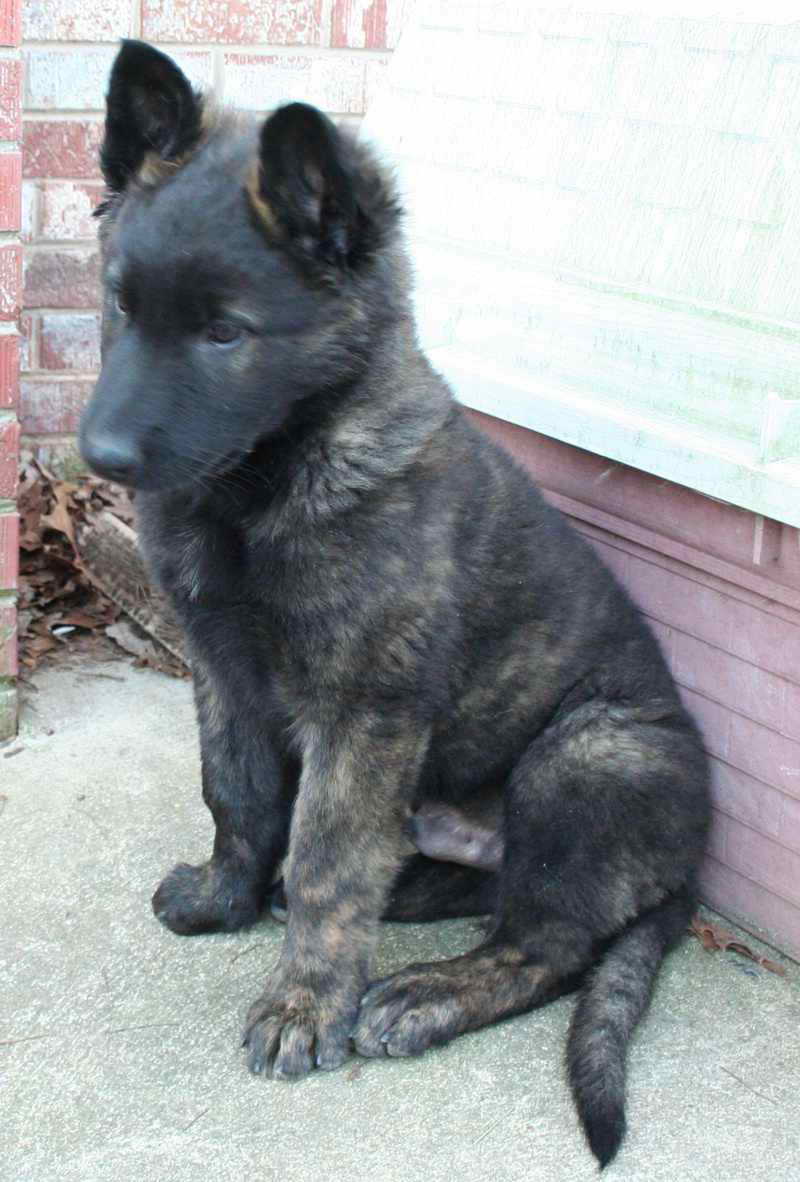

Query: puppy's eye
[207,321,242,346]
[115,293,129,315]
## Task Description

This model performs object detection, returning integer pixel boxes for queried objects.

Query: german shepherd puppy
[80,41,710,1169]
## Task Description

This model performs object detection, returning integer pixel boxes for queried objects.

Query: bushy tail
[567,891,693,1169]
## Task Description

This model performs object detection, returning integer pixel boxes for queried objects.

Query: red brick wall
[20,0,406,467]
[0,0,21,738]
[472,410,800,961]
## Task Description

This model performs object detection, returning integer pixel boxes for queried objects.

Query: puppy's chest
[142,506,314,663]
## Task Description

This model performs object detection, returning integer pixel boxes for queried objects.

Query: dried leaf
[689,917,788,977]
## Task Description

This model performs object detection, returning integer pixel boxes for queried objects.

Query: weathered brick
[39,181,104,241]
[19,312,35,371]
[25,47,117,112]
[332,0,390,49]
[21,180,37,242]
[365,56,390,108]
[0,418,19,498]
[0,245,21,322]
[0,333,18,409]
[418,0,468,30]
[0,682,17,740]
[40,312,101,371]
[224,52,367,113]
[0,152,21,232]
[477,2,530,35]
[0,0,21,46]
[0,59,21,139]
[23,1,133,41]
[24,248,101,310]
[0,600,16,677]
[20,378,94,435]
[0,511,16,587]
[25,48,213,111]
[23,120,104,180]
[143,0,322,45]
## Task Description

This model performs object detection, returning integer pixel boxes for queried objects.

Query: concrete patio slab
[2,660,798,1181]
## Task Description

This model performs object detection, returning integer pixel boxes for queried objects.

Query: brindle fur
[81,41,711,1169]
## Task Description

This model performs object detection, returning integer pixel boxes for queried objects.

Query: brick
[143,0,322,45]
[23,120,104,180]
[0,418,19,498]
[0,333,18,409]
[224,52,367,114]
[365,56,390,108]
[40,312,101,371]
[39,181,104,241]
[20,378,94,435]
[0,600,16,677]
[25,48,213,111]
[418,1,469,30]
[0,59,21,139]
[477,2,530,35]
[0,682,17,741]
[19,312,35,371]
[21,181,37,242]
[23,1,132,41]
[25,48,116,112]
[24,248,101,310]
[0,245,21,321]
[0,0,21,46]
[0,511,17,587]
[0,152,21,232]
[332,0,388,49]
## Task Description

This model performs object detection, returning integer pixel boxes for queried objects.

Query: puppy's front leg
[243,712,428,1078]
[152,659,296,935]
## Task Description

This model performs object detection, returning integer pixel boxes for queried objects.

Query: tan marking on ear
[137,151,183,187]
[246,160,277,234]
[134,98,233,191]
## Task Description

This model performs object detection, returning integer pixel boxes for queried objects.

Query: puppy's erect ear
[100,40,202,193]
[256,103,399,270]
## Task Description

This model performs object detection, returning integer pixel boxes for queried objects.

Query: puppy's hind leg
[353,704,707,1168]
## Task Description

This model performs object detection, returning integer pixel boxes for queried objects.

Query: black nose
[81,433,141,485]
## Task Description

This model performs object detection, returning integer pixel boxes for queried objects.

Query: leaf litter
[689,916,787,977]
[17,453,186,678]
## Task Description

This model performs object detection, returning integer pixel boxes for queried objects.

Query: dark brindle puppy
[81,41,711,1169]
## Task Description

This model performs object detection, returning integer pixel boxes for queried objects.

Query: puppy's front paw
[152,860,262,935]
[242,982,354,1079]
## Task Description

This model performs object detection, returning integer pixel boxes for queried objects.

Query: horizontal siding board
[728,714,800,802]
[672,631,799,742]
[711,760,800,854]
[468,411,800,957]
